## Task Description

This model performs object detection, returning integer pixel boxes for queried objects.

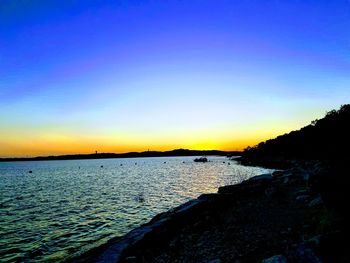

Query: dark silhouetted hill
[240,104,350,168]
[240,104,350,228]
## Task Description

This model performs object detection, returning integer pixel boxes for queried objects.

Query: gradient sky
[1,0,350,157]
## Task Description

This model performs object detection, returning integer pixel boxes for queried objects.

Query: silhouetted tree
[241,104,350,166]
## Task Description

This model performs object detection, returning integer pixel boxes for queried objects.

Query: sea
[0,156,272,262]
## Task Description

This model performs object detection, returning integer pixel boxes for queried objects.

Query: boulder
[264,184,286,199]
[307,165,325,192]
[248,173,273,182]
[291,244,322,263]
[124,256,137,262]
[272,169,307,186]
[261,255,287,263]
[295,195,311,204]
[272,170,292,178]
[306,235,322,248]
[308,195,323,207]
[218,174,272,196]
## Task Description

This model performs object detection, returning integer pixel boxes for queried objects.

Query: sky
[0,0,350,157]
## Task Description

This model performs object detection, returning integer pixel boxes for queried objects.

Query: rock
[208,259,221,263]
[306,235,322,248]
[301,171,310,181]
[198,193,231,202]
[265,186,278,198]
[219,173,274,196]
[248,173,273,182]
[272,170,285,177]
[272,169,304,185]
[295,195,310,204]
[307,166,324,192]
[281,176,290,185]
[272,170,292,178]
[218,184,243,194]
[295,189,309,196]
[308,195,323,207]
[292,244,323,263]
[285,167,311,183]
[261,255,287,263]
[124,256,137,262]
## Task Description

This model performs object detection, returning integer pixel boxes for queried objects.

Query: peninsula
[0,149,240,162]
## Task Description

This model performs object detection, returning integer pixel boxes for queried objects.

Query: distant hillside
[0,149,240,162]
[240,104,350,168]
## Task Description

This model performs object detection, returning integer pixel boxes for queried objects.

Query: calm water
[0,156,272,262]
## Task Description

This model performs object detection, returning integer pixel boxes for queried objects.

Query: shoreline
[0,149,239,163]
[70,162,347,263]
[70,199,209,263]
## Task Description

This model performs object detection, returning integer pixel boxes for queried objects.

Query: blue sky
[0,0,350,156]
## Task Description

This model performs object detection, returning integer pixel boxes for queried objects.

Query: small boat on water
[194,157,208,162]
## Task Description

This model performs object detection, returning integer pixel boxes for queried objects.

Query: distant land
[0,149,241,162]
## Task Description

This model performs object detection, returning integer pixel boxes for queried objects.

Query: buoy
[137,193,145,202]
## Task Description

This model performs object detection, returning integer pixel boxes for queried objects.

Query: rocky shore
[72,162,348,263]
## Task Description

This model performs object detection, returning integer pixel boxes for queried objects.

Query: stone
[295,189,309,195]
[272,170,292,178]
[248,173,273,182]
[261,255,287,263]
[272,170,285,177]
[306,235,322,248]
[218,178,269,196]
[308,196,323,207]
[307,164,325,192]
[265,186,278,198]
[293,244,322,263]
[295,195,310,204]
[124,256,137,262]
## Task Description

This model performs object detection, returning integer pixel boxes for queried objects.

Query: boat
[193,157,208,162]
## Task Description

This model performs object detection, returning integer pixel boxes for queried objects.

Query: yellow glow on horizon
[0,120,300,157]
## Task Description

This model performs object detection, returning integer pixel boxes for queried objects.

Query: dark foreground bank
[70,162,349,263]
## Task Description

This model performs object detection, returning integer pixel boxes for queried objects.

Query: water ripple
[0,156,272,262]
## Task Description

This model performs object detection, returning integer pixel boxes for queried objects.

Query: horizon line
[0,148,242,161]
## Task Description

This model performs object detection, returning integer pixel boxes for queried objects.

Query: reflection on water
[0,156,272,262]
